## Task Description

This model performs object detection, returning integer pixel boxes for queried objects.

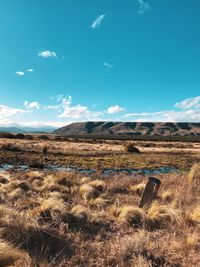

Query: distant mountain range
[0,126,57,133]
[55,122,200,136]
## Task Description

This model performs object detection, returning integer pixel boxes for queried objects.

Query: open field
[0,137,200,266]
[1,137,200,171]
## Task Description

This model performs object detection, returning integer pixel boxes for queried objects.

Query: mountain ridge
[55,121,200,136]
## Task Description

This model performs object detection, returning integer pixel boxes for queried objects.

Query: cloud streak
[38,50,57,58]
[104,62,114,69]
[16,71,24,76]
[91,14,105,29]
[124,96,200,122]
[175,96,200,110]
[24,101,40,110]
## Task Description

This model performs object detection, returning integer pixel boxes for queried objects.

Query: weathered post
[138,177,161,208]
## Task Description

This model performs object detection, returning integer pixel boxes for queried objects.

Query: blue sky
[1,0,200,127]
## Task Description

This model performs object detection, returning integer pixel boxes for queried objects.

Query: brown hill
[55,122,200,137]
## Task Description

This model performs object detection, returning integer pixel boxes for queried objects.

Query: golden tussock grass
[89,195,112,208]
[161,190,175,202]
[30,196,67,222]
[80,176,92,184]
[118,206,147,227]
[0,240,30,267]
[130,182,145,195]
[187,206,200,226]
[79,184,100,200]
[88,179,106,192]
[70,205,90,219]
[0,173,10,184]
[184,232,199,249]
[147,201,181,229]
[109,204,122,217]
[188,162,200,185]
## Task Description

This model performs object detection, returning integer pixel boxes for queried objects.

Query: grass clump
[80,177,92,184]
[80,184,100,200]
[130,182,145,195]
[188,162,200,185]
[88,179,106,192]
[187,206,200,226]
[118,206,147,228]
[161,190,174,203]
[0,239,30,267]
[147,201,181,229]
[90,195,112,208]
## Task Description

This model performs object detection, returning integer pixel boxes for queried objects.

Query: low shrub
[125,143,140,153]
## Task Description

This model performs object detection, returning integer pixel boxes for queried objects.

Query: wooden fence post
[138,177,161,208]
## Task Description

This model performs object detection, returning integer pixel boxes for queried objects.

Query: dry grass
[0,161,200,266]
[79,184,100,200]
[187,206,200,226]
[0,240,30,267]
[161,190,175,202]
[130,182,145,195]
[118,206,147,227]
[188,162,200,185]
[147,201,181,229]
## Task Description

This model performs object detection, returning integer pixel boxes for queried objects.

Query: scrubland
[0,162,200,266]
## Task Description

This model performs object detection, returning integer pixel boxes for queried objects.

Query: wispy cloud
[38,50,57,58]
[27,69,34,72]
[175,96,200,110]
[107,105,125,114]
[125,110,200,122]
[104,62,114,69]
[124,96,200,122]
[46,105,61,111]
[137,0,150,15]
[24,101,40,110]
[91,14,105,29]
[16,71,24,76]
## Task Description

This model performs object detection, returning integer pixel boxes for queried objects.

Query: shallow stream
[0,163,179,175]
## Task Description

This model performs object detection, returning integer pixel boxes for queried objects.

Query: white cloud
[24,101,40,110]
[104,62,114,68]
[175,96,200,110]
[137,0,150,15]
[0,105,25,117]
[91,14,105,29]
[27,69,34,72]
[58,96,101,119]
[38,50,57,58]
[16,71,24,76]
[107,105,125,114]
[59,104,92,119]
